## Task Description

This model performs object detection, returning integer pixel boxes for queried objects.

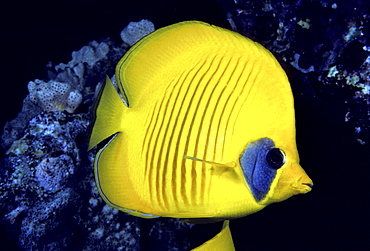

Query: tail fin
[88,76,126,150]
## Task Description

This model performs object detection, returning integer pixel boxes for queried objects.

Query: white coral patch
[66,90,83,113]
[27,79,82,113]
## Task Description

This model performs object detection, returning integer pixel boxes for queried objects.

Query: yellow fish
[88,21,312,250]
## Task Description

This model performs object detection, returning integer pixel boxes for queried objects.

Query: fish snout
[299,182,313,193]
[293,176,313,194]
[286,162,313,194]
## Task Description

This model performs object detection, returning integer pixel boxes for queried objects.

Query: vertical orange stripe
[180,55,217,205]
[149,96,168,210]
[153,83,175,209]
[211,57,242,161]
[162,60,206,209]
[190,55,226,204]
[197,56,235,203]
[157,75,185,210]
[223,61,255,155]
[143,101,161,203]
[143,106,158,177]
[167,68,197,209]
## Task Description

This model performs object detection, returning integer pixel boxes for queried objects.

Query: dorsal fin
[114,21,264,108]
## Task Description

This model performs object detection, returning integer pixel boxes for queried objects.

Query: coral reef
[1,38,125,150]
[18,188,80,250]
[4,112,86,197]
[0,19,193,250]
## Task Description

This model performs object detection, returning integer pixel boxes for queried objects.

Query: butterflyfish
[88,21,312,250]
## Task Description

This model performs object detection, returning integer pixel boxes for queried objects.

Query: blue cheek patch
[240,138,277,202]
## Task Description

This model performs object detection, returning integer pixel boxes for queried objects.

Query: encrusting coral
[28,79,83,113]
[35,155,74,193]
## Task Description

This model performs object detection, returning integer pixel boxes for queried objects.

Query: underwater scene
[1,0,369,250]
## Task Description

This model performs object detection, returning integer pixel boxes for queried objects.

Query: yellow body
[89,21,312,250]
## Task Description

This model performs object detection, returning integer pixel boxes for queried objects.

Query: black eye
[266,148,285,169]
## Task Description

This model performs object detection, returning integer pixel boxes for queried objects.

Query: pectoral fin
[184,155,236,171]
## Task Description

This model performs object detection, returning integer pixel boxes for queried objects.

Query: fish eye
[266,148,286,169]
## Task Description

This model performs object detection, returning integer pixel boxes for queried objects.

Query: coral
[55,41,110,71]
[2,31,126,151]
[0,18,194,251]
[19,188,80,250]
[2,39,125,149]
[3,112,87,200]
[28,79,83,113]
[290,53,315,73]
[1,96,41,149]
[120,19,155,47]
[35,155,74,193]
[51,40,125,90]
[4,205,28,224]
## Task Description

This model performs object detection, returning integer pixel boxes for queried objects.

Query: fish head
[240,137,312,206]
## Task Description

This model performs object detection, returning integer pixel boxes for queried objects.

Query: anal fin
[191,220,235,251]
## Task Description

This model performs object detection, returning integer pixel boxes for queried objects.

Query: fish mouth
[302,182,313,188]
[298,182,313,193]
